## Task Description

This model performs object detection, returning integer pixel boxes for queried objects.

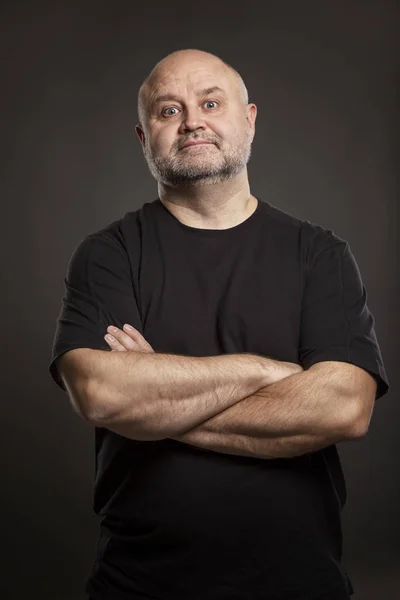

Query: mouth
[180,141,215,149]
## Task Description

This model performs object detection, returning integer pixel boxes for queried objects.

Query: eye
[162,107,179,117]
[204,100,218,109]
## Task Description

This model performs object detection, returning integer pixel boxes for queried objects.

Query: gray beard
[144,142,252,188]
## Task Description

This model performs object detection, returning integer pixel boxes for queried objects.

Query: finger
[109,324,153,352]
[122,324,155,352]
[107,324,154,353]
[122,324,149,345]
[104,334,129,351]
[106,326,139,351]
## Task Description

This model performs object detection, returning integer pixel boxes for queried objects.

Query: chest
[138,236,303,363]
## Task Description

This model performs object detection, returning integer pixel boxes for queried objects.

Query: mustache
[178,136,219,149]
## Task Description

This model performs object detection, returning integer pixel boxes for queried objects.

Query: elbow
[60,374,100,424]
[57,350,115,424]
[338,374,377,440]
[340,398,372,440]
[344,418,369,440]
[80,398,110,426]
[82,404,110,425]
[81,377,121,424]
[83,380,166,441]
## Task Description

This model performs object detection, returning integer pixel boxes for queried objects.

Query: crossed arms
[172,359,376,459]
[59,332,377,459]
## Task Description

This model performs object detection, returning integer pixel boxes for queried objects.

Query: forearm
[86,350,283,440]
[172,363,359,449]
[172,427,346,459]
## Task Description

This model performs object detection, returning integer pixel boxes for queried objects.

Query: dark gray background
[2,1,398,598]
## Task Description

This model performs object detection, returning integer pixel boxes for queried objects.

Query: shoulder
[72,200,157,256]
[300,219,348,270]
[260,198,349,265]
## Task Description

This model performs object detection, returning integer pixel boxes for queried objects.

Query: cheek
[152,129,176,154]
[213,116,241,142]
[226,118,250,144]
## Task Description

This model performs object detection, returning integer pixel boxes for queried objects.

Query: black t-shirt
[49,197,389,600]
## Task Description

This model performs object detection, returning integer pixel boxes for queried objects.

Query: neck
[157,168,257,230]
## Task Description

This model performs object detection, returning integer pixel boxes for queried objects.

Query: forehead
[147,60,235,102]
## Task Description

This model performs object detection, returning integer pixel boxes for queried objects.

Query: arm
[65,348,293,440]
[171,361,377,458]
[98,324,375,458]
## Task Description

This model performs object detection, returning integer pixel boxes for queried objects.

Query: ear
[135,123,146,151]
[246,103,257,137]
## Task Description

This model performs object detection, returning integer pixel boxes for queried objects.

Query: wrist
[259,357,303,387]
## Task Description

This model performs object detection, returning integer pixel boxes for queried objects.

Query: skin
[135,49,258,230]
[101,52,377,452]
[104,51,264,427]
[105,324,154,353]
[92,51,379,468]
[104,51,260,365]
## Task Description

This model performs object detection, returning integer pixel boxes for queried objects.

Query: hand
[264,359,304,386]
[104,324,155,353]
[281,360,304,376]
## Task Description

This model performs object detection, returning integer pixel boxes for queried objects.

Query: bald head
[137,49,249,127]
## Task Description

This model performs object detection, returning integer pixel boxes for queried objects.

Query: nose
[178,105,207,133]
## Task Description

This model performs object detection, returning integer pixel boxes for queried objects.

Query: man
[49,49,389,600]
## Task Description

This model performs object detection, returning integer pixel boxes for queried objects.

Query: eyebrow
[151,86,226,106]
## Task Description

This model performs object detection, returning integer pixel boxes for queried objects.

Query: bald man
[49,49,389,600]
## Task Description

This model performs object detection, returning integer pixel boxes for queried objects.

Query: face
[136,57,257,187]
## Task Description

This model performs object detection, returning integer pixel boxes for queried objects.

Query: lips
[181,140,214,149]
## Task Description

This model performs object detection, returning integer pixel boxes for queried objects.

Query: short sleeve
[48,233,143,392]
[299,240,389,400]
